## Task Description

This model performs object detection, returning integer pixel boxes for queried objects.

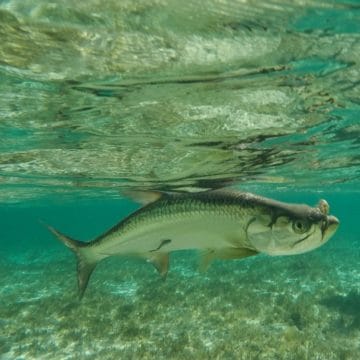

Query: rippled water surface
[0,1,360,359]
[0,0,359,202]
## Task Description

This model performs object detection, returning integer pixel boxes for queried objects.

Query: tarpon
[47,190,339,298]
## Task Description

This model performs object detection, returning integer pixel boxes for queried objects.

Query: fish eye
[292,219,310,234]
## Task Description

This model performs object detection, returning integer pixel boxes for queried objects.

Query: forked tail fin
[45,224,98,299]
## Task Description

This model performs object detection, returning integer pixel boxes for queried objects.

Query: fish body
[48,190,339,298]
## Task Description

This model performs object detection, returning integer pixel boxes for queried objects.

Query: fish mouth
[321,215,340,240]
[293,232,313,247]
[294,215,339,247]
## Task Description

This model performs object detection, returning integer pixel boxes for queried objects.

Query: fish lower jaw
[263,244,321,256]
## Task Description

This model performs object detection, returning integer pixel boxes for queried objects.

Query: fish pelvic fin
[46,224,98,300]
[146,253,170,280]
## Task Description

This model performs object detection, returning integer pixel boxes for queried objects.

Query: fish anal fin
[199,248,258,272]
[146,253,170,279]
[123,190,163,205]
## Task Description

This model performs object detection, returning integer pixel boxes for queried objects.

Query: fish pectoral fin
[146,253,170,279]
[199,247,258,272]
[199,249,216,273]
[217,247,259,260]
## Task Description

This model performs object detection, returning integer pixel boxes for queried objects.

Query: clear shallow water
[1,191,360,359]
[0,1,359,359]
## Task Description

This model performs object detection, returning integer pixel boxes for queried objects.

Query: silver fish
[47,190,339,298]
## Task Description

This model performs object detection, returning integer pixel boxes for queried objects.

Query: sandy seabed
[1,242,359,360]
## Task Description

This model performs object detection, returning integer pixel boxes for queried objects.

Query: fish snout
[327,215,339,227]
[321,215,339,240]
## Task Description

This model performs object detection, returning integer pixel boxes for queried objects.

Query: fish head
[246,199,339,256]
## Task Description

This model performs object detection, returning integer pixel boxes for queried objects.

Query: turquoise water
[1,0,359,359]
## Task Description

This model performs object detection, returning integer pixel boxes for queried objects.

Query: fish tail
[45,223,98,299]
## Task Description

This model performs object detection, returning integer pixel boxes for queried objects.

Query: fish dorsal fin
[199,247,258,272]
[146,253,170,279]
[123,190,163,205]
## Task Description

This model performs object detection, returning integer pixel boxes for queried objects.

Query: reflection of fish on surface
[46,190,339,299]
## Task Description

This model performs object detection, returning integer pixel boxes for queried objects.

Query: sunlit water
[0,1,359,359]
